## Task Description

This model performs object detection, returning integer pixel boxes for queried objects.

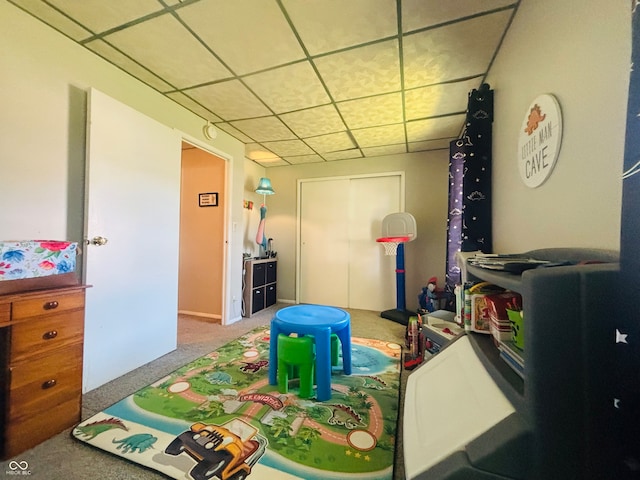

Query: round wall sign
[517,94,563,188]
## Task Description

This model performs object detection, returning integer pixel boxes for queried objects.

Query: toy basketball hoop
[376,236,410,256]
[377,213,418,325]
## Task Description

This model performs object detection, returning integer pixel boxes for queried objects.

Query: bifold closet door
[299,175,400,310]
[299,179,350,307]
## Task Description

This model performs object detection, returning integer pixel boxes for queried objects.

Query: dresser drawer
[5,396,81,459]
[0,302,9,327]
[12,291,85,321]
[10,309,84,361]
[9,343,83,421]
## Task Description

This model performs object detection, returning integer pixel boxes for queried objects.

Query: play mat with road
[73,325,402,480]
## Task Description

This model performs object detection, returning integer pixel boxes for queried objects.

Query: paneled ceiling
[9,0,519,167]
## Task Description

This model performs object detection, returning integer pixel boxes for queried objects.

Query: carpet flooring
[2,304,409,480]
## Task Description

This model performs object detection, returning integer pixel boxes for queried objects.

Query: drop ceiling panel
[104,14,232,89]
[362,144,408,157]
[402,0,517,32]
[284,154,325,165]
[188,80,271,121]
[243,61,330,114]
[230,116,295,143]
[351,124,407,148]
[403,10,513,89]
[406,114,466,143]
[8,0,519,167]
[304,132,355,153]
[405,78,482,121]
[261,139,315,157]
[86,39,175,92]
[283,0,398,55]
[280,105,347,138]
[47,0,163,35]
[11,0,93,41]
[166,92,222,123]
[177,0,306,75]
[323,149,363,162]
[315,40,401,101]
[338,92,404,130]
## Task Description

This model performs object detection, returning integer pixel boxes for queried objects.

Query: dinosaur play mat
[73,326,402,480]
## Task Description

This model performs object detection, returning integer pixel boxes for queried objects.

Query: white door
[348,176,400,310]
[299,179,350,306]
[298,174,402,310]
[83,88,181,393]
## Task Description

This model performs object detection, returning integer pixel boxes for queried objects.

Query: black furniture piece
[404,248,619,479]
[242,257,277,317]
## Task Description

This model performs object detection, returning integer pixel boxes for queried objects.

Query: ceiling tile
[304,132,355,153]
[323,149,363,161]
[408,138,455,152]
[283,0,398,55]
[404,78,481,120]
[283,154,325,165]
[165,92,222,122]
[315,40,401,101]
[403,10,512,89]
[188,80,271,121]
[406,114,465,142]
[176,0,305,75]
[216,123,254,143]
[86,39,175,92]
[337,92,403,129]
[243,61,330,114]
[255,158,290,167]
[361,144,408,157]
[351,124,406,148]
[10,0,93,41]
[47,0,163,34]
[261,139,314,157]
[280,105,346,138]
[402,0,516,32]
[230,117,295,143]
[104,14,232,89]
[245,143,279,161]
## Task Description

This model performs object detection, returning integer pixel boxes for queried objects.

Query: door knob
[87,236,108,246]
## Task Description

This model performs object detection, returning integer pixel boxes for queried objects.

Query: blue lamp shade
[255,177,275,195]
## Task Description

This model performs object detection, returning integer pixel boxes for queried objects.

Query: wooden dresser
[0,285,88,459]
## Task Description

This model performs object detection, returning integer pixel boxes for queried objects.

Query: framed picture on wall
[199,192,218,207]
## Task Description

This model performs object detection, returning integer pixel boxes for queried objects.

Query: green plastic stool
[277,334,315,398]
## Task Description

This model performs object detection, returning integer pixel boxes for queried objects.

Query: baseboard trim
[178,310,222,320]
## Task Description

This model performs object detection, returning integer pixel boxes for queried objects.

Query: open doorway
[177,141,226,345]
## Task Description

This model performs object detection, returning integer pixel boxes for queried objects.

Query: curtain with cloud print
[445,83,494,293]
[614,4,640,476]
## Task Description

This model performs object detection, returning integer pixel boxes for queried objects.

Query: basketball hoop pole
[377,236,413,325]
[395,243,406,311]
[377,212,417,326]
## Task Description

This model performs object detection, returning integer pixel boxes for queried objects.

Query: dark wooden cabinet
[243,258,277,317]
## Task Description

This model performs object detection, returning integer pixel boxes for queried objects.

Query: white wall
[0,2,247,324]
[486,0,630,252]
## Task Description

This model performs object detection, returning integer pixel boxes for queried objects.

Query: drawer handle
[42,379,57,389]
[42,330,58,340]
[43,301,59,310]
